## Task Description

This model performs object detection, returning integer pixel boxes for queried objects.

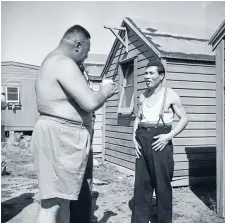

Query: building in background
[101,17,216,187]
[1,54,107,154]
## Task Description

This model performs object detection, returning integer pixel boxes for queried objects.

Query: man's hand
[133,138,142,159]
[152,134,171,151]
[100,81,118,99]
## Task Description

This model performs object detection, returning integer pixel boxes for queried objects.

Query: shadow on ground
[1,193,34,223]
[128,196,157,223]
[190,182,217,212]
[92,191,117,223]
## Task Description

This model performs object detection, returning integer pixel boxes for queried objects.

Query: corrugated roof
[84,54,108,64]
[126,17,215,59]
[84,63,105,77]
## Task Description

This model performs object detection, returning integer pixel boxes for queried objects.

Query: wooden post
[216,39,225,218]
[101,102,106,164]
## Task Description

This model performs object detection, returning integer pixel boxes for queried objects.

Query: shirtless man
[31,25,118,223]
[131,61,188,223]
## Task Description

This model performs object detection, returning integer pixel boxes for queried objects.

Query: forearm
[168,116,188,140]
[91,90,109,111]
[84,89,109,112]
[133,117,140,140]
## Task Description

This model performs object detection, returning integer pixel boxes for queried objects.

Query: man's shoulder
[166,87,180,103]
[42,52,77,71]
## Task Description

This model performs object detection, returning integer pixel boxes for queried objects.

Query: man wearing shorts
[31,25,118,223]
[131,61,188,223]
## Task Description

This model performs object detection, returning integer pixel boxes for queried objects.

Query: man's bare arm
[167,89,188,140]
[56,58,115,112]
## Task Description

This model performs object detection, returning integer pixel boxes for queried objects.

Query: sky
[1,1,225,66]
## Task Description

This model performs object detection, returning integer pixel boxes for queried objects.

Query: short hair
[146,60,165,76]
[62,25,91,41]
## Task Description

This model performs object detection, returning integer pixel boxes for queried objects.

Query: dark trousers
[70,149,93,223]
[131,126,174,223]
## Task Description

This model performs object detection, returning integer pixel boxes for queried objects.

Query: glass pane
[121,86,134,108]
[125,64,134,86]
[7,93,18,101]
[7,87,18,93]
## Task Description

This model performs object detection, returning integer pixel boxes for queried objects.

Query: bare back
[36,53,92,124]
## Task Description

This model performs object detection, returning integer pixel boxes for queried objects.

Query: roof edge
[161,51,215,62]
[208,19,225,50]
[1,61,40,70]
[124,17,161,58]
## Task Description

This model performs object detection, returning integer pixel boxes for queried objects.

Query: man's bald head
[62,25,91,42]
[59,25,91,64]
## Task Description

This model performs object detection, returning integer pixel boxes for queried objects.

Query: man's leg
[131,129,154,223]
[153,142,174,223]
[70,149,93,223]
[56,199,70,223]
[36,198,70,223]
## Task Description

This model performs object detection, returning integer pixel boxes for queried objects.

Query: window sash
[117,61,135,114]
[6,87,20,103]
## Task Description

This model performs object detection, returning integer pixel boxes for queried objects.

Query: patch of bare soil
[1,136,225,223]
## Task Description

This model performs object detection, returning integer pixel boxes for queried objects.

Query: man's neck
[149,83,163,95]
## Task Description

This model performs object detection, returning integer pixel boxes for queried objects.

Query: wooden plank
[171,176,216,187]
[105,149,135,162]
[92,144,102,153]
[216,39,225,217]
[166,63,215,74]
[105,131,132,141]
[166,72,216,83]
[173,137,216,146]
[105,143,135,155]
[93,129,102,137]
[174,153,216,162]
[137,88,216,98]
[178,98,216,106]
[105,155,135,170]
[105,136,133,148]
[137,80,216,90]
[173,168,216,177]
[101,103,106,163]
[92,138,102,145]
[137,71,216,83]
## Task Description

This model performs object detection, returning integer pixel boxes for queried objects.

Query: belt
[39,114,92,128]
[139,122,172,129]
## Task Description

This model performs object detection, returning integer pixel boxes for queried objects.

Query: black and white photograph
[1,1,225,223]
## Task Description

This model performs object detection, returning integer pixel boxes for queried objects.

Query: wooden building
[209,19,225,218]
[1,54,106,154]
[101,17,216,186]
[1,61,39,132]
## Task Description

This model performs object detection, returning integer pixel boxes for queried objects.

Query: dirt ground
[1,138,225,223]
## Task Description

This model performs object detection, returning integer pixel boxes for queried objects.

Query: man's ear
[74,41,81,52]
[161,73,165,81]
